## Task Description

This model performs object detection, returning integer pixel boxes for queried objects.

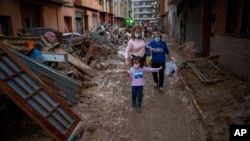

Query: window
[135,8,140,12]
[240,0,250,35]
[225,0,238,34]
[134,2,140,6]
[225,0,250,37]
[135,15,140,18]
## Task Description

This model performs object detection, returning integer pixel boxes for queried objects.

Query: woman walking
[147,31,172,93]
[124,25,146,66]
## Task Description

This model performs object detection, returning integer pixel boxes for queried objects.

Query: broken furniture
[0,43,83,140]
[182,57,228,83]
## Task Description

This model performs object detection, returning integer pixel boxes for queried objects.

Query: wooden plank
[0,36,40,41]
[94,44,124,61]
[84,42,94,64]
[54,48,100,77]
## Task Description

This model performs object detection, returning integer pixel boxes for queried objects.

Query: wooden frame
[0,42,82,140]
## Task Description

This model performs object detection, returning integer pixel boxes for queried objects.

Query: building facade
[113,0,131,27]
[0,0,76,36]
[131,0,159,26]
[0,0,103,36]
[98,0,114,27]
[160,0,250,81]
[74,0,102,34]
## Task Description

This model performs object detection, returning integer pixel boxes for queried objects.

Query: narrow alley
[1,35,208,141]
[1,0,250,141]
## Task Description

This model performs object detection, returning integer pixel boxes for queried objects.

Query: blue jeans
[131,86,143,108]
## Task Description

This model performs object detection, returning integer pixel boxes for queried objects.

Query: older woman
[147,31,171,93]
[124,25,146,66]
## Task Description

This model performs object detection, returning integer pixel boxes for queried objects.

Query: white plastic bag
[164,60,178,78]
[164,61,172,76]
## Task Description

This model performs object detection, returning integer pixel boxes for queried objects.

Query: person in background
[124,25,146,66]
[126,57,162,113]
[26,41,45,63]
[147,31,172,93]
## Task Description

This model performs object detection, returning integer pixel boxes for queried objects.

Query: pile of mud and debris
[175,42,250,140]
[0,26,128,140]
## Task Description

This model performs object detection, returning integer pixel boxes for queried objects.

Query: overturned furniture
[12,50,80,105]
[182,57,229,83]
[2,40,81,105]
[0,43,83,140]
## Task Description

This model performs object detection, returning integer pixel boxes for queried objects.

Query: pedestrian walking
[126,57,162,113]
[147,31,172,93]
[124,25,146,66]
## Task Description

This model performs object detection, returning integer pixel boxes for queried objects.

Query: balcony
[74,0,102,10]
[133,17,158,21]
[168,0,182,5]
[109,7,113,14]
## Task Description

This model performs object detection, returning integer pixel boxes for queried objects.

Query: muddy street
[1,36,208,141]
[73,36,208,141]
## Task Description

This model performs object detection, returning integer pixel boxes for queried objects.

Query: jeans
[131,86,143,108]
[151,62,166,87]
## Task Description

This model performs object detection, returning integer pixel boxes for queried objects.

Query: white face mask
[134,33,141,38]
[134,64,140,69]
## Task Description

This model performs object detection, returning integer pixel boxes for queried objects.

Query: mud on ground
[179,67,250,141]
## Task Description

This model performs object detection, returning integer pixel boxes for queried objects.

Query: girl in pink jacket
[127,57,162,113]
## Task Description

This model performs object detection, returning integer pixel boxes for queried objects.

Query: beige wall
[43,5,75,33]
[61,6,75,32]
[0,0,22,35]
[42,5,58,30]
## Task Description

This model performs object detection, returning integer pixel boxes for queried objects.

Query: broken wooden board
[84,42,94,64]
[0,42,83,140]
[11,49,80,106]
[0,36,40,41]
[54,48,100,77]
[94,44,124,61]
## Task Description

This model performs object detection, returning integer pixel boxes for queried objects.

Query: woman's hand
[150,47,157,52]
[159,66,163,70]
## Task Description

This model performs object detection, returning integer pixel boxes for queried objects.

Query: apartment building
[0,0,76,36]
[113,0,131,27]
[131,0,159,26]
[74,0,102,34]
[99,0,114,27]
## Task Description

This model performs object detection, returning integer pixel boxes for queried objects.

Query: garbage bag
[164,61,178,78]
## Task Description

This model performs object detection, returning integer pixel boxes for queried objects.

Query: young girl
[127,57,162,113]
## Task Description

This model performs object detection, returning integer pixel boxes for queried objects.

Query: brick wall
[212,35,250,81]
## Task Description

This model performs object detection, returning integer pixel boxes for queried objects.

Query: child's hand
[159,66,163,70]
[121,70,130,78]
[121,70,129,74]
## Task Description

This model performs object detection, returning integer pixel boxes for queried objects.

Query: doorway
[0,16,12,36]
[75,12,83,34]
[64,16,73,32]
[84,15,89,33]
